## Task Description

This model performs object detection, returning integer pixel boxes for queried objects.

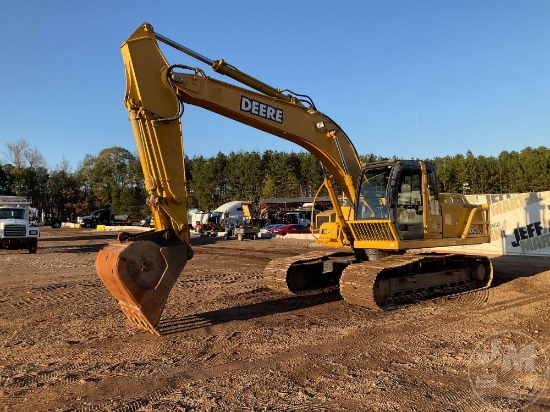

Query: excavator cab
[354,160,444,242]
[393,161,442,240]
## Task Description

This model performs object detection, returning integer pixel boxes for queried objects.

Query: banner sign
[442,191,550,256]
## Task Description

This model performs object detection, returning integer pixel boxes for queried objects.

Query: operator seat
[398,183,412,205]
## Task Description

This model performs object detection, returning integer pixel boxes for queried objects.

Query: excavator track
[264,251,353,295]
[339,253,493,309]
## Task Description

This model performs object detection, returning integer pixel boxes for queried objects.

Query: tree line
[1,139,549,221]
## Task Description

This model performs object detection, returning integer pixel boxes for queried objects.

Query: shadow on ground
[158,290,341,335]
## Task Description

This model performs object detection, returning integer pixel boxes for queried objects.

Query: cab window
[356,168,390,220]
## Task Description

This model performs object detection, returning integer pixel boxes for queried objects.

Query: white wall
[441,191,550,256]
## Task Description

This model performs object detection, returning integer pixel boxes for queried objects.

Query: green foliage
[2,143,550,220]
[226,151,263,201]
[0,165,12,194]
[3,165,49,212]
[430,146,550,194]
[187,150,324,210]
[297,153,324,197]
[359,153,388,164]
[45,168,81,220]
[187,153,229,210]
[262,151,300,198]
[74,147,147,218]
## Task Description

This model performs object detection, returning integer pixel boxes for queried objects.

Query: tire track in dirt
[3,361,104,389]
[443,288,491,307]
[30,260,95,269]
[191,241,314,261]
[0,279,109,311]
[1,292,539,411]
[7,303,340,409]
[3,231,549,410]
[1,341,202,410]
[484,291,550,312]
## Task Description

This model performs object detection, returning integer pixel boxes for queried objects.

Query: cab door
[393,164,424,240]
[422,163,443,239]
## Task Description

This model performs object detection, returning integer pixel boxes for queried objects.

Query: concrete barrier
[100,225,151,232]
[60,222,80,228]
[274,233,315,240]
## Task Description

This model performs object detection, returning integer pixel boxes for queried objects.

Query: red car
[272,224,311,236]
[264,223,287,233]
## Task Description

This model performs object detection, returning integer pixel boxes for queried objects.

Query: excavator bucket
[96,240,189,335]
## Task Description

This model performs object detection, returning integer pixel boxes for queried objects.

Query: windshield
[356,168,391,220]
[0,208,27,220]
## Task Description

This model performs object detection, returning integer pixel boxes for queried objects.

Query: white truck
[210,201,246,226]
[199,201,264,240]
[282,211,311,227]
[0,196,40,253]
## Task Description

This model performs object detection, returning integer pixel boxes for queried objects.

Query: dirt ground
[0,227,549,411]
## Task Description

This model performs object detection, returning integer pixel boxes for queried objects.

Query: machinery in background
[80,208,132,228]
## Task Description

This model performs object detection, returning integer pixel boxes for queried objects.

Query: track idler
[96,231,191,335]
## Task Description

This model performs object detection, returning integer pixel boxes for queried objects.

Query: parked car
[272,224,311,236]
[140,216,152,227]
[262,224,286,233]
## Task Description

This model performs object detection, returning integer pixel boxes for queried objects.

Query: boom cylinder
[154,30,292,103]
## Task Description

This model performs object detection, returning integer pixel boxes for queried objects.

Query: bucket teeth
[119,302,160,335]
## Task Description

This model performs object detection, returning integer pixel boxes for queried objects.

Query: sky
[1,0,549,171]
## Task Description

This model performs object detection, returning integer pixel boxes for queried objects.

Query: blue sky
[1,0,549,171]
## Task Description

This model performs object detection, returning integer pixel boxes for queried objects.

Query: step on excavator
[96,23,493,335]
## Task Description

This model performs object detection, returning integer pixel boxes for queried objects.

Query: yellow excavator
[96,23,493,335]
